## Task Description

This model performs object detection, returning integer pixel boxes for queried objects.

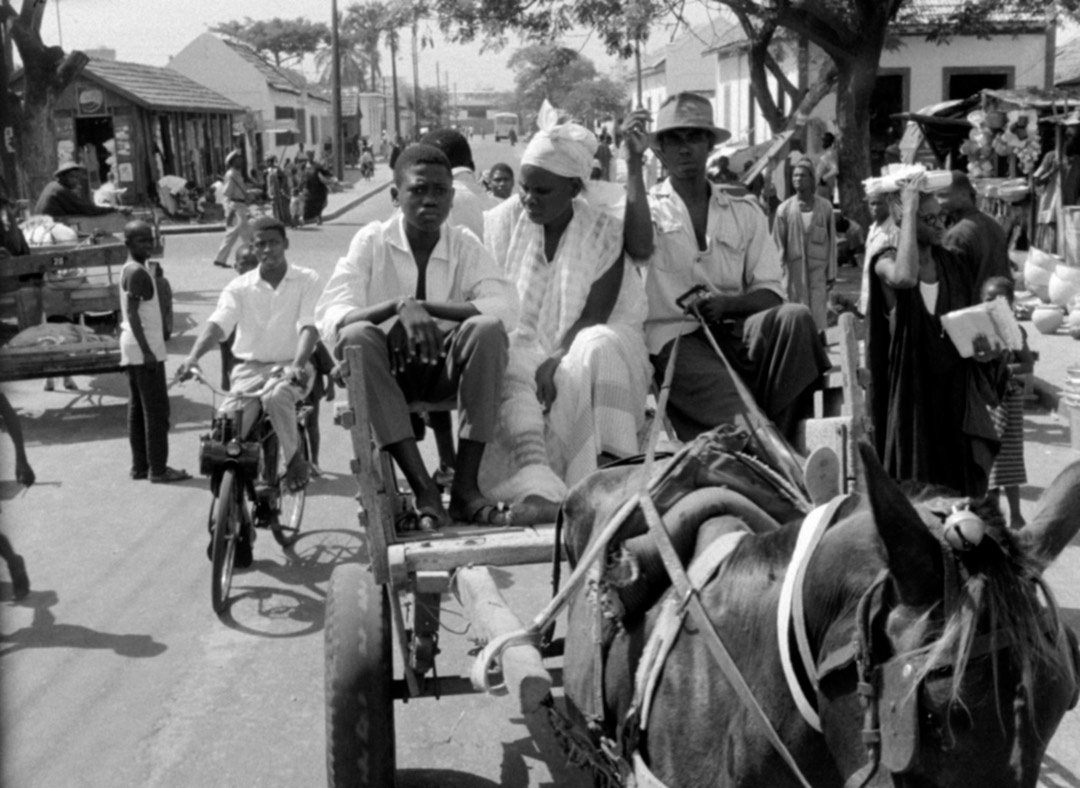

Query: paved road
[2,138,1077,787]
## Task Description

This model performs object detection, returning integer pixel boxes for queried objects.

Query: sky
[33,0,717,93]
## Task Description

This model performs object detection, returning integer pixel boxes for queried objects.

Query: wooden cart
[0,211,174,382]
[322,315,868,788]
[324,344,562,788]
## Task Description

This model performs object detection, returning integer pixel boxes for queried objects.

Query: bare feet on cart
[448,497,511,527]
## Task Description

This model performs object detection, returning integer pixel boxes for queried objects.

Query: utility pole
[411,11,420,138]
[389,30,401,139]
[435,61,441,128]
[331,0,344,179]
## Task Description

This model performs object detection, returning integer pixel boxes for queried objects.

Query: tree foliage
[563,76,627,126]
[507,45,599,112]
[210,16,329,67]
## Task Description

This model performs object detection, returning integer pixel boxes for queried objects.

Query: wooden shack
[48,57,244,204]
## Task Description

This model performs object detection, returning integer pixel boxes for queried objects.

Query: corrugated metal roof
[221,39,306,95]
[85,58,243,113]
[895,0,1046,33]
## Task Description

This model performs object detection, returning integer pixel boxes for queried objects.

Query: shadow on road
[1041,753,1080,788]
[397,772,500,787]
[1023,419,1073,447]
[215,528,364,638]
[0,588,168,658]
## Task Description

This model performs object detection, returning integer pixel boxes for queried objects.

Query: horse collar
[776,493,853,733]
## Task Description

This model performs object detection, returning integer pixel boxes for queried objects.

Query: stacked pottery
[1024,247,1058,303]
[1048,263,1080,307]
[1031,303,1066,334]
[1068,296,1080,340]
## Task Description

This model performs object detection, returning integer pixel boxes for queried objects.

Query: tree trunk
[833,50,878,228]
[17,91,57,202]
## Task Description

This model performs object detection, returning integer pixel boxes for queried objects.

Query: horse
[555,438,1080,788]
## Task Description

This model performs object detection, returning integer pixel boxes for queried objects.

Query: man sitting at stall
[34,162,131,220]
[622,93,829,443]
[315,144,518,531]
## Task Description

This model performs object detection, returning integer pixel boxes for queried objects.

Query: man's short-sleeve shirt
[637,179,785,354]
[209,264,320,364]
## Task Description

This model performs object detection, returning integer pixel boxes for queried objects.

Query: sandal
[149,467,192,484]
[416,506,451,533]
[449,499,511,527]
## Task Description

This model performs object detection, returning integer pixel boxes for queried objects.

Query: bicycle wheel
[325,563,395,787]
[271,422,309,548]
[210,469,240,614]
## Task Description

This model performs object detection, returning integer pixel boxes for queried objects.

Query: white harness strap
[776,494,852,733]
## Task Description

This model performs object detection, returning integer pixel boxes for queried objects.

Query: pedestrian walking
[212,151,253,268]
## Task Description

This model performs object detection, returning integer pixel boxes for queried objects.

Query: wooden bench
[798,312,870,493]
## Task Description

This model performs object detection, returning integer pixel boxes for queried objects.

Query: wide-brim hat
[225,150,243,166]
[653,93,731,145]
[54,161,85,178]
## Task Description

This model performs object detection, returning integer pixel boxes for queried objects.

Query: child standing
[120,220,190,483]
[982,275,1033,527]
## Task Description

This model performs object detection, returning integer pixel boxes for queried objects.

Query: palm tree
[343,1,390,91]
[314,27,369,89]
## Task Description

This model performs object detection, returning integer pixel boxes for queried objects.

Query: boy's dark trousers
[126,360,170,476]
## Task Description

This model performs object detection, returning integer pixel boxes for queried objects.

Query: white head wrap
[520,100,597,181]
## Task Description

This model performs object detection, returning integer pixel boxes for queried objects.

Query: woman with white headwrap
[478,102,651,514]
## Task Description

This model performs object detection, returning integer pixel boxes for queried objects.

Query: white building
[168,33,332,164]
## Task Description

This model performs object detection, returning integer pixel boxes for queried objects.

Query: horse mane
[897,486,1067,711]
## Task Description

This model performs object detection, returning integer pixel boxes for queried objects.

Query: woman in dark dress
[300,160,330,225]
[867,174,1005,497]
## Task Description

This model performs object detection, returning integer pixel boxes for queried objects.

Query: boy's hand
[142,350,157,366]
[176,357,201,381]
[397,299,444,366]
[972,334,1004,363]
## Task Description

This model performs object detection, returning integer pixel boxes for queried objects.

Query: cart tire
[325,563,395,788]
[210,469,239,614]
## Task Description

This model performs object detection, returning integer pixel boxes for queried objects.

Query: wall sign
[78,88,104,114]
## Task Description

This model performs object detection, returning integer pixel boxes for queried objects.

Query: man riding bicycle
[178,216,321,561]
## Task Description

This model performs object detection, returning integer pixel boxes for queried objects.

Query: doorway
[74,114,116,193]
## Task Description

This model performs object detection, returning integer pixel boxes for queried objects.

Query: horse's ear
[856,442,943,607]
[1017,459,1080,567]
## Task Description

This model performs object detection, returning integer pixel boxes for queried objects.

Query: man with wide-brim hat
[622,92,829,444]
[34,160,130,220]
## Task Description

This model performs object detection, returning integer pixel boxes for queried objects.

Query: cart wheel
[325,563,395,788]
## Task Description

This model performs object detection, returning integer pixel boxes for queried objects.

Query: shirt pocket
[809,224,829,246]
[650,219,691,272]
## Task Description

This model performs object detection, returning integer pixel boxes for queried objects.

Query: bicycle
[188,368,312,613]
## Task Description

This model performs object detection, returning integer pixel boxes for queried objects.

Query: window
[942,67,1014,102]
[274,106,295,120]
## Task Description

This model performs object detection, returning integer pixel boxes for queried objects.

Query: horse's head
[815,444,1080,788]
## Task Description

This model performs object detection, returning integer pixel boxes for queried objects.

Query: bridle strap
[846,570,890,788]
[777,494,853,732]
[639,493,816,788]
